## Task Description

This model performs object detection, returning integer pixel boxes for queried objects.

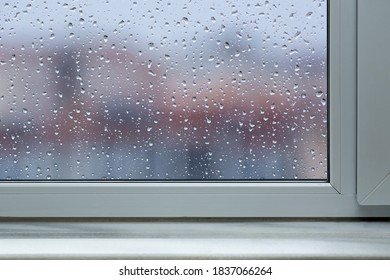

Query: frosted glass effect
[0,0,327,180]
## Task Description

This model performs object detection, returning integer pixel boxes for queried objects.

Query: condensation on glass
[0,0,328,180]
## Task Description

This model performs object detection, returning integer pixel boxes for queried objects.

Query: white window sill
[1,220,390,259]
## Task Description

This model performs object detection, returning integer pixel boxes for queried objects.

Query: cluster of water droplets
[0,0,328,180]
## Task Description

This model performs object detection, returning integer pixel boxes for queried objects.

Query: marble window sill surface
[0,219,390,259]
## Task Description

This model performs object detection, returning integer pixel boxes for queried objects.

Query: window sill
[1,220,390,259]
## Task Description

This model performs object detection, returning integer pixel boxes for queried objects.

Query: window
[0,0,390,217]
[0,0,327,181]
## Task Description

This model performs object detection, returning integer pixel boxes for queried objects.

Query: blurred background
[0,0,328,180]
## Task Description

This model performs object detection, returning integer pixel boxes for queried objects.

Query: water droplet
[306,11,313,18]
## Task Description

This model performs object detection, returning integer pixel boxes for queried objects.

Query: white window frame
[357,0,390,205]
[1,0,390,218]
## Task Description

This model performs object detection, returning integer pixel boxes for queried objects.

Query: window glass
[0,0,327,180]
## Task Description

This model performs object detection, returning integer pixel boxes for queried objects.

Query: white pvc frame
[1,0,390,217]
